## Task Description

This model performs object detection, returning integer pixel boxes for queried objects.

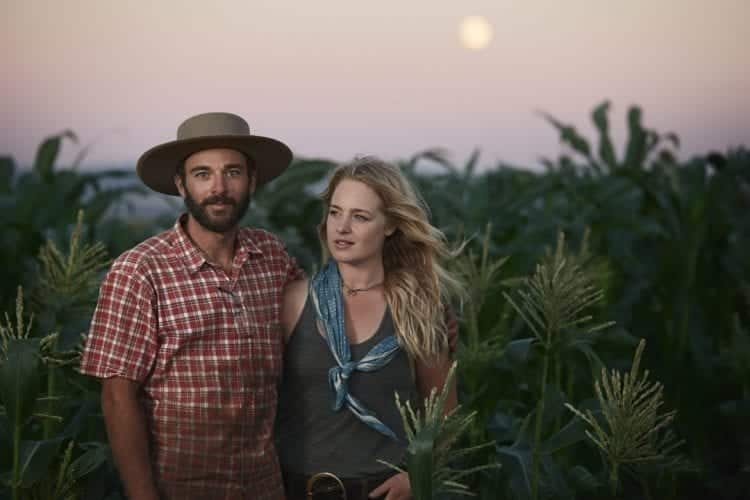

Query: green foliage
[35,210,110,307]
[250,158,334,269]
[501,231,613,500]
[33,210,111,357]
[379,362,499,499]
[437,104,748,499]
[0,215,113,500]
[0,290,40,434]
[502,231,613,345]
[0,132,145,313]
[1,103,748,498]
[541,100,679,174]
[565,339,686,495]
[451,224,513,448]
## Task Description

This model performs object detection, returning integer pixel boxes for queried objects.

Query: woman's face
[326,178,394,266]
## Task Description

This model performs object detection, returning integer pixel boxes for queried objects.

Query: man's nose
[211,173,228,194]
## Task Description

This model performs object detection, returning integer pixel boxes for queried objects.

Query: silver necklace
[342,280,384,296]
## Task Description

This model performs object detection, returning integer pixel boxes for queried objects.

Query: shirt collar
[172,214,264,275]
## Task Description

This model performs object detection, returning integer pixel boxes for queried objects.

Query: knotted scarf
[309,259,401,440]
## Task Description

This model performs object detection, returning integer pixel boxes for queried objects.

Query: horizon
[3,1,749,171]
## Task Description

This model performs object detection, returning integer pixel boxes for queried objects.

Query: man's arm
[101,377,160,500]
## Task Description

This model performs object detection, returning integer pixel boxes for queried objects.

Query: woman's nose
[336,218,351,233]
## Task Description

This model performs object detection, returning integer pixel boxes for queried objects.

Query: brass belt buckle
[305,472,347,500]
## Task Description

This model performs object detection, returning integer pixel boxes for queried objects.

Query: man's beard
[183,189,251,233]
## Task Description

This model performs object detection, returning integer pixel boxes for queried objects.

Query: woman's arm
[280,277,309,343]
[415,308,459,412]
[415,352,458,413]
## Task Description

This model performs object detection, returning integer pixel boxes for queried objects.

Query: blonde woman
[276,157,461,500]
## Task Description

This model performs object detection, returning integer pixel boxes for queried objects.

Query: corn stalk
[0,288,40,500]
[565,339,686,496]
[0,211,110,499]
[503,230,613,500]
[379,362,499,499]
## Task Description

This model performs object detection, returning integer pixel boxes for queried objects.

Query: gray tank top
[276,294,417,477]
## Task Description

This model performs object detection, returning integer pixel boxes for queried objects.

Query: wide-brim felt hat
[136,112,292,196]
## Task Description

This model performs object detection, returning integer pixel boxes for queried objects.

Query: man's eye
[227,169,241,177]
[195,172,209,178]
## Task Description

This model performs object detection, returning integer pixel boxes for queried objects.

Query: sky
[2,0,749,171]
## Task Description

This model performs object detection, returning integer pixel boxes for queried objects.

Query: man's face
[175,148,255,233]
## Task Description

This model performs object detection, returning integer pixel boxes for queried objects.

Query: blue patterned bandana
[309,259,401,440]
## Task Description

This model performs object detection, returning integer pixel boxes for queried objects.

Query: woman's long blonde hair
[319,156,463,362]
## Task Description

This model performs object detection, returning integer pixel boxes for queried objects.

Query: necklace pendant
[342,280,382,297]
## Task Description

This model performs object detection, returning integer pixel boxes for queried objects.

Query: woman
[276,157,462,500]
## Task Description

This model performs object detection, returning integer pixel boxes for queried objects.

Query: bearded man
[80,112,303,500]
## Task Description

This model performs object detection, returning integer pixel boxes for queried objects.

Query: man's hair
[318,156,465,362]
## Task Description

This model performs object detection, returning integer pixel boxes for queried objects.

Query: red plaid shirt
[80,215,304,499]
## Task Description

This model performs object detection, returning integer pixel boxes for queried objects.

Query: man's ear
[174,174,186,197]
[249,170,257,194]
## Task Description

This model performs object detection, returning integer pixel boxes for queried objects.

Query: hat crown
[176,112,250,140]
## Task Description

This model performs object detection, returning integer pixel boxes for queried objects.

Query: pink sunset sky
[2,0,748,170]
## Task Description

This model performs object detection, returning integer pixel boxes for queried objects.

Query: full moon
[459,16,493,50]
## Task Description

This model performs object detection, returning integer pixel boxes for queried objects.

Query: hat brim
[136,135,292,196]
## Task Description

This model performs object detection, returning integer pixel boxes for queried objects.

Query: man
[79,112,303,499]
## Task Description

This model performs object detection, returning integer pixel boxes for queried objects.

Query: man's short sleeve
[79,263,158,382]
[284,249,306,285]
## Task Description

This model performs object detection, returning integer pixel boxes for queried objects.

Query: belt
[282,470,392,500]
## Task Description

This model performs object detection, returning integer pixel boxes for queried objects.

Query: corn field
[1,103,748,499]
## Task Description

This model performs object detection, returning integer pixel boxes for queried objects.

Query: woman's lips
[334,239,354,249]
